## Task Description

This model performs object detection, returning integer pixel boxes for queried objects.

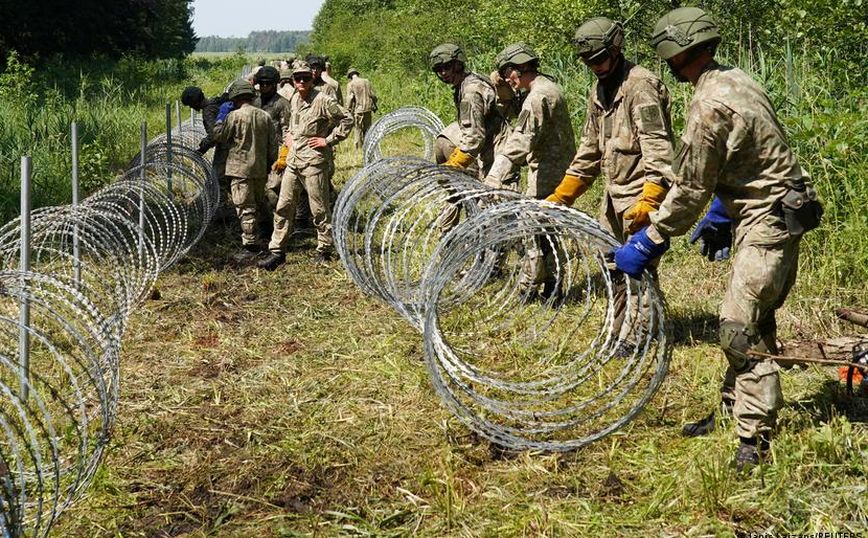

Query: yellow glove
[271,145,289,173]
[624,182,668,233]
[444,147,475,169]
[545,174,593,206]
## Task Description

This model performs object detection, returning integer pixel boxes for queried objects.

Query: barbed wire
[336,107,671,452]
[0,116,214,536]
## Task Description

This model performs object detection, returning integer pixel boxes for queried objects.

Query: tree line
[0,0,197,61]
[195,31,311,53]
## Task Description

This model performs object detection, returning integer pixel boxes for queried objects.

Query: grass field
[50,137,867,536]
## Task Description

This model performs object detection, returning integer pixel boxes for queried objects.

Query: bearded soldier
[612,7,823,469]
[484,43,576,301]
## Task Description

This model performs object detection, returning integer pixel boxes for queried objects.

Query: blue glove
[613,227,670,279]
[689,197,732,262]
[216,101,234,123]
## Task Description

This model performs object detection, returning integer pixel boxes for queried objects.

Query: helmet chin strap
[594,50,622,80]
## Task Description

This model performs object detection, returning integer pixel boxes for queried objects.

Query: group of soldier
[181,54,378,269]
[182,6,822,469]
[429,7,822,470]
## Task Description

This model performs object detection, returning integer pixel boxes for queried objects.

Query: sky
[191,0,326,37]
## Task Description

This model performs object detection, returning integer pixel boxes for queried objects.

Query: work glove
[624,181,668,233]
[612,227,670,280]
[216,101,235,123]
[444,147,475,169]
[272,146,289,173]
[545,174,593,206]
[689,197,732,262]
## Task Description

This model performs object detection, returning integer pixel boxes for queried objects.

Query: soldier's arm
[266,116,278,166]
[212,113,236,145]
[324,98,354,145]
[456,87,487,157]
[198,99,222,152]
[347,83,357,112]
[499,95,543,166]
[630,81,675,188]
[564,98,602,182]
[648,102,731,241]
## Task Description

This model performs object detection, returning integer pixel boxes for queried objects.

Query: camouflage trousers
[229,175,265,247]
[353,112,372,151]
[719,223,800,439]
[268,163,333,254]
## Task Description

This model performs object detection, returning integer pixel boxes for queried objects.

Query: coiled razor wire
[0,115,216,536]
[336,108,671,452]
[363,106,445,166]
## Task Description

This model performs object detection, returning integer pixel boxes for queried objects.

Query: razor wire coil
[336,107,671,452]
[0,116,215,536]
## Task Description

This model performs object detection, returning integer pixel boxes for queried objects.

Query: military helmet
[650,7,721,60]
[573,17,624,58]
[279,67,293,81]
[495,42,539,72]
[293,61,313,77]
[306,55,325,68]
[346,67,360,78]
[428,43,466,70]
[225,79,255,100]
[255,65,280,85]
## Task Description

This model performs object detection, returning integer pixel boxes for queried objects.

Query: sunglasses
[580,48,610,66]
[294,75,313,83]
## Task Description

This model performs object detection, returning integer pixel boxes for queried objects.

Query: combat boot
[258,252,286,271]
[314,250,333,264]
[681,398,734,437]
[733,437,770,472]
[231,244,261,265]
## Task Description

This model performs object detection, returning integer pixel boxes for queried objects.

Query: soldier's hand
[689,197,732,262]
[308,137,328,149]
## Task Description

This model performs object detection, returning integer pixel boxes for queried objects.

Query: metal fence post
[176,100,182,134]
[165,104,174,199]
[19,156,32,401]
[139,122,147,260]
[71,122,81,289]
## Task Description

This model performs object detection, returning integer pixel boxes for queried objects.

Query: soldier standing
[483,43,577,300]
[278,67,295,100]
[323,60,344,105]
[345,68,379,152]
[545,18,675,336]
[212,80,277,263]
[258,62,353,270]
[307,55,341,103]
[181,86,232,216]
[613,7,823,469]
[253,66,292,219]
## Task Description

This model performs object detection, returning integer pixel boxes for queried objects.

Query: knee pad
[720,320,759,372]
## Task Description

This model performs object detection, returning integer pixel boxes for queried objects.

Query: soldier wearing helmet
[212,79,278,263]
[253,66,293,221]
[346,68,379,152]
[483,43,576,301]
[428,42,510,231]
[180,86,232,215]
[546,17,676,340]
[612,7,823,469]
[258,62,354,270]
[306,55,341,103]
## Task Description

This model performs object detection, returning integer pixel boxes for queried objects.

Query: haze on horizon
[192,0,325,37]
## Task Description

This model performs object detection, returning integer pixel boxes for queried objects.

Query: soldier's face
[294,75,314,95]
[260,82,277,97]
[434,61,462,85]
[666,51,691,82]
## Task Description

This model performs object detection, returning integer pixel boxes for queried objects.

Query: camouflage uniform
[254,92,293,214]
[566,59,674,240]
[486,74,577,293]
[346,75,378,151]
[321,70,343,105]
[213,103,277,246]
[268,89,353,255]
[437,72,510,231]
[648,63,813,439]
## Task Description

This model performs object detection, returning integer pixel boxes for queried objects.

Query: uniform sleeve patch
[639,104,663,131]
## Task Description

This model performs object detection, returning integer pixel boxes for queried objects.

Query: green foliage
[195,31,311,53]
[0,50,36,107]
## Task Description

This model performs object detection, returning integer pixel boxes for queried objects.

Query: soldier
[612,7,823,469]
[253,66,292,219]
[545,17,675,336]
[429,43,510,232]
[278,67,295,100]
[483,43,577,300]
[307,55,341,103]
[489,70,520,122]
[258,62,353,270]
[212,79,277,263]
[323,60,344,105]
[345,67,379,151]
[180,86,232,216]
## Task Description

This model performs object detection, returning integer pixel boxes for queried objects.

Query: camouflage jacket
[286,88,353,168]
[567,60,675,213]
[498,75,576,196]
[451,72,508,159]
[314,77,340,104]
[213,103,277,179]
[321,72,343,105]
[254,91,292,148]
[347,76,378,114]
[650,63,811,244]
